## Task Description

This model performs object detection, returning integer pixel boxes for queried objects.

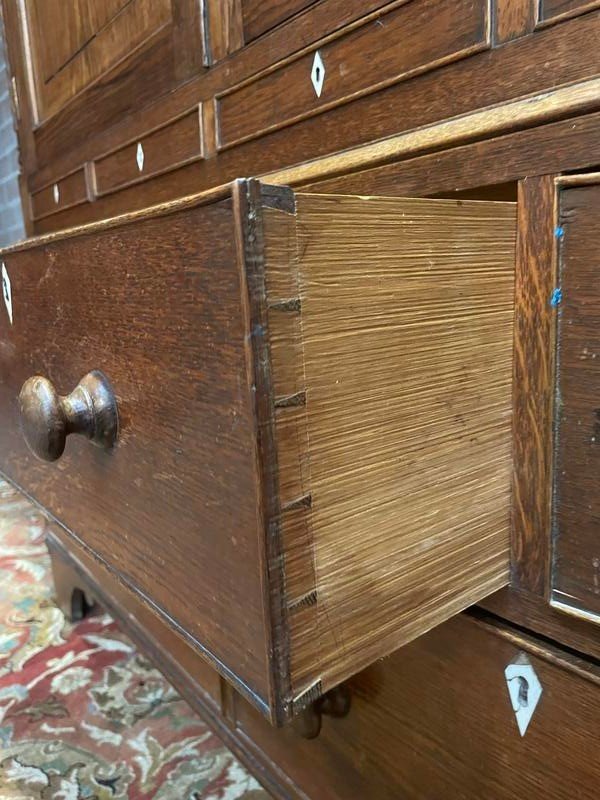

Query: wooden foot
[49,548,95,622]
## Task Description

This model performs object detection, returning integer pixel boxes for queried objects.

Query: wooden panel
[0,188,276,716]
[24,0,172,120]
[235,614,600,800]
[539,0,600,24]
[27,0,130,82]
[511,176,558,594]
[217,0,489,149]
[305,111,600,200]
[203,0,244,64]
[27,4,600,206]
[94,107,203,196]
[263,192,516,697]
[242,0,318,42]
[30,167,89,220]
[494,0,537,41]
[31,0,394,170]
[551,182,600,619]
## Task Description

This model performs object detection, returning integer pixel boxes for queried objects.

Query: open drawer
[0,180,516,723]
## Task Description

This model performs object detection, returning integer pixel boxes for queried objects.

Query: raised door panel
[22,0,173,121]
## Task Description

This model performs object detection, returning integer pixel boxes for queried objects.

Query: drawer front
[30,168,89,221]
[93,107,204,197]
[216,0,489,150]
[551,181,600,620]
[235,614,600,800]
[0,187,275,711]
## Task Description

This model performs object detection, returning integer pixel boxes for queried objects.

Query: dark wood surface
[0,189,278,715]
[242,0,318,42]
[19,9,600,233]
[494,0,537,42]
[481,588,600,660]
[539,0,600,24]
[551,182,600,618]
[217,0,489,150]
[31,168,89,222]
[3,1,598,234]
[20,0,175,122]
[93,107,203,197]
[235,612,600,800]
[511,176,558,595]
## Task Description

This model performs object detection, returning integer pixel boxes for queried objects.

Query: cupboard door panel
[22,0,172,121]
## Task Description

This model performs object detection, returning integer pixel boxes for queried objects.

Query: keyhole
[516,675,529,708]
[315,66,321,81]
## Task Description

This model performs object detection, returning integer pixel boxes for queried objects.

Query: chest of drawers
[2,0,600,796]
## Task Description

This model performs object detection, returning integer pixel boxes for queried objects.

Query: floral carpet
[0,479,270,800]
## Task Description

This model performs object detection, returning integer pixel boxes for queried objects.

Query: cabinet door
[551,180,600,622]
[18,0,202,123]
[241,0,318,42]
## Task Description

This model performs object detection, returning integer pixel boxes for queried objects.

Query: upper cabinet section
[14,0,205,126]
[4,0,600,234]
[20,0,172,122]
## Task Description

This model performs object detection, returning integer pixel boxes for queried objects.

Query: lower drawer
[234,614,600,800]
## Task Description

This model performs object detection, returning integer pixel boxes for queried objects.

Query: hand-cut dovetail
[269,297,301,312]
[293,680,323,712]
[281,493,312,513]
[275,391,306,409]
[288,589,317,611]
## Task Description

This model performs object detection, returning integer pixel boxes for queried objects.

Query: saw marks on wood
[263,191,517,700]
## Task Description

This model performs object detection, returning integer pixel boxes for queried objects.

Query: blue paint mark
[550,288,562,307]
[555,226,565,240]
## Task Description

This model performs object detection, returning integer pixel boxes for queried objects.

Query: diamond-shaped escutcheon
[136,142,145,172]
[505,655,543,737]
[311,51,325,97]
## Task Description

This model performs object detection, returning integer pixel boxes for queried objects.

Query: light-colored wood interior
[264,193,517,705]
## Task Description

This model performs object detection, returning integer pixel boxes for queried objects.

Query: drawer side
[262,189,516,699]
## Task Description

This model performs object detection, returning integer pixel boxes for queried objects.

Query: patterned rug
[0,478,270,799]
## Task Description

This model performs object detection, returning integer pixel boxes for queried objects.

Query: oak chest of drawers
[1,0,600,796]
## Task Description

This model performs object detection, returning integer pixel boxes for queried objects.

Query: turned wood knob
[293,684,351,739]
[19,370,118,462]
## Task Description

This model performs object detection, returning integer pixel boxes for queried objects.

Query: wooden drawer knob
[294,684,351,739]
[19,370,118,462]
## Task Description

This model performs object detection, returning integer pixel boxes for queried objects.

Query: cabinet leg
[49,549,94,622]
